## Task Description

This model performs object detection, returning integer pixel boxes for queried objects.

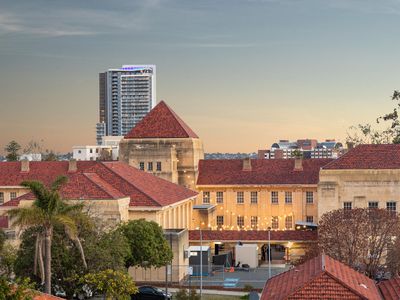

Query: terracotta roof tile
[323,144,400,170]
[261,255,382,300]
[124,101,199,139]
[378,277,400,300]
[0,161,197,208]
[197,159,333,186]
[189,230,317,242]
[0,215,8,228]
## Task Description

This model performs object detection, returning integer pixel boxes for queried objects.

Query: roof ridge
[324,270,373,300]
[100,162,161,206]
[321,146,355,169]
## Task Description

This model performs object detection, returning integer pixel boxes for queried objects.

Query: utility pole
[200,227,203,299]
[268,227,271,279]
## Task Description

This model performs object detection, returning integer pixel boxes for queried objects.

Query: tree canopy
[119,219,173,268]
[4,140,21,161]
[318,208,400,278]
[347,90,400,145]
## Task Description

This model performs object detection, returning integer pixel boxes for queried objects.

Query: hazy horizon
[1,0,399,155]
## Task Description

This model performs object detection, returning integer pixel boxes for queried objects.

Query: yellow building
[119,101,204,190]
[194,157,332,231]
[318,144,400,218]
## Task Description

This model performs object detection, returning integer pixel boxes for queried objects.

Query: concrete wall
[318,169,400,219]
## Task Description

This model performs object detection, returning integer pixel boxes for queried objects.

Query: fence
[134,263,290,290]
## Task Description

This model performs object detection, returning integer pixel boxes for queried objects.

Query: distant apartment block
[258,139,345,159]
[96,65,156,144]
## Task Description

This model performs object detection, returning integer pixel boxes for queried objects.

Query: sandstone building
[318,144,400,218]
[119,101,204,190]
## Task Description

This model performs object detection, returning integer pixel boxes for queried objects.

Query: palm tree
[9,176,87,294]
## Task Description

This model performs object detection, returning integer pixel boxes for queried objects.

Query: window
[10,192,17,200]
[368,201,379,209]
[139,162,145,170]
[251,216,258,228]
[306,191,314,204]
[0,192,3,204]
[90,148,93,153]
[387,202,397,213]
[78,150,81,154]
[156,162,162,171]
[285,192,292,204]
[96,148,99,153]
[147,162,153,171]
[237,192,244,204]
[271,191,278,204]
[285,216,293,229]
[271,216,279,229]
[237,216,244,228]
[216,216,224,227]
[250,191,258,204]
[203,192,210,204]
[343,202,352,210]
[216,191,224,203]
[306,216,314,223]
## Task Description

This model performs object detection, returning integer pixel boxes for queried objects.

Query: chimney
[68,159,77,173]
[21,159,30,172]
[294,158,303,171]
[242,157,252,171]
[346,142,354,150]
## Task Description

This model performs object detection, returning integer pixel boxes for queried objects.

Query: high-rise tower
[96,65,156,144]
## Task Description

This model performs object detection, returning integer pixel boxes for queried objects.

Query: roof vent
[68,159,77,173]
[21,159,30,172]
[242,157,252,171]
[294,158,303,171]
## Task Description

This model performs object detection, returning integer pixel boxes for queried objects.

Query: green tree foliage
[9,177,87,294]
[42,151,58,161]
[0,277,36,300]
[15,223,131,299]
[347,90,400,145]
[4,140,21,161]
[119,219,173,268]
[81,269,137,300]
[175,289,200,300]
[318,208,400,278]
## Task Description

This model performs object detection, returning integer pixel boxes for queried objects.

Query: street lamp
[268,227,271,279]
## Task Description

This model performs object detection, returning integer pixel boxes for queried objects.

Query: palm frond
[51,176,68,192]
[21,181,51,210]
[8,207,46,228]
[53,214,77,237]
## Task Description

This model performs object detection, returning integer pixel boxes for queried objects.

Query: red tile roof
[378,277,400,300]
[0,215,8,228]
[0,161,197,208]
[261,255,382,300]
[197,159,333,186]
[124,101,199,139]
[189,230,317,242]
[323,144,400,170]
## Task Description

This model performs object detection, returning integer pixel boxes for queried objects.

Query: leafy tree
[81,269,137,300]
[347,90,400,145]
[42,151,58,161]
[0,276,36,300]
[15,223,130,299]
[119,219,173,268]
[23,140,43,155]
[9,177,87,294]
[318,208,400,278]
[4,141,21,161]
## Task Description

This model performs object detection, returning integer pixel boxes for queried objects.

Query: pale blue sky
[0,0,399,153]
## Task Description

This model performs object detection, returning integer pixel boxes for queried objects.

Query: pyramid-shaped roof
[124,101,199,139]
[261,254,382,300]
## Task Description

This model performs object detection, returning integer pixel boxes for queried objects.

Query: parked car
[131,286,172,300]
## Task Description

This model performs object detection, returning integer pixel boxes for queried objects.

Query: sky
[0,0,400,154]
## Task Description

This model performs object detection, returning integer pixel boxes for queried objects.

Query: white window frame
[285,191,292,204]
[202,191,210,204]
[250,191,258,204]
[271,191,278,204]
[237,191,244,204]
[306,191,314,204]
[216,191,224,203]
